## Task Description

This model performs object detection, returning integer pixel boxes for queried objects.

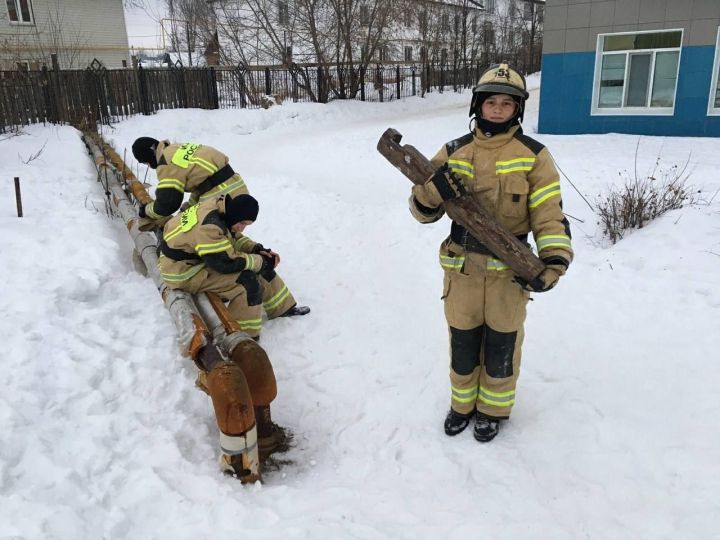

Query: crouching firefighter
[408,63,573,442]
[132,137,251,229]
[158,193,310,341]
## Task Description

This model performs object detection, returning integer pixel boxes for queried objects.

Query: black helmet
[224,194,259,227]
[131,137,159,168]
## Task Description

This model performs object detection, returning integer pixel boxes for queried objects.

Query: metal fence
[0,60,487,133]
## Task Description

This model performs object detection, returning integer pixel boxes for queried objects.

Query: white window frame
[6,0,34,24]
[708,27,720,116]
[591,29,683,116]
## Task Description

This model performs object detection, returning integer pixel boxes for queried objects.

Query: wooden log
[377,127,545,283]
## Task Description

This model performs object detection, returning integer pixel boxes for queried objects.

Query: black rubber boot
[444,409,473,436]
[473,412,500,442]
[281,304,311,317]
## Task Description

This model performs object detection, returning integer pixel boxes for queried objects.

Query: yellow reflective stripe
[164,223,184,241]
[496,157,536,166]
[234,236,252,250]
[195,239,232,256]
[156,178,185,193]
[264,286,290,312]
[199,178,247,201]
[452,385,478,404]
[529,181,561,209]
[238,318,262,331]
[478,386,515,407]
[159,261,206,283]
[448,159,474,178]
[241,253,258,271]
[536,234,572,252]
[486,257,509,271]
[439,254,465,270]
[189,157,218,174]
[496,157,536,175]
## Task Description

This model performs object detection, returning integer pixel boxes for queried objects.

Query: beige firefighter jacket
[145,141,249,219]
[158,196,264,289]
[410,125,573,270]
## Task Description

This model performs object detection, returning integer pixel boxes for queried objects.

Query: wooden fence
[0,60,487,133]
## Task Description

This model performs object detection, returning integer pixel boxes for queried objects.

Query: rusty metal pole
[14,177,23,217]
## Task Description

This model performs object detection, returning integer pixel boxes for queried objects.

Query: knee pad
[450,326,484,375]
[484,326,517,378]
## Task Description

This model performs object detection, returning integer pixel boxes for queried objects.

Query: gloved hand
[259,253,276,273]
[251,243,267,254]
[514,257,568,293]
[137,215,172,232]
[430,163,467,202]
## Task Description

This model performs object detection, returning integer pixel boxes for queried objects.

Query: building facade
[0,0,130,69]
[538,0,720,136]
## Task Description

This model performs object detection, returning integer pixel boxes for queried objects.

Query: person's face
[481,94,518,123]
[230,220,254,234]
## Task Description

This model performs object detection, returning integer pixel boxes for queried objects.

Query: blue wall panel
[538,47,720,137]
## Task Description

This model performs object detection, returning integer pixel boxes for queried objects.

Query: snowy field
[1,77,719,539]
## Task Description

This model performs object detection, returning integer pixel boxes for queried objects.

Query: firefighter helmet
[469,63,529,118]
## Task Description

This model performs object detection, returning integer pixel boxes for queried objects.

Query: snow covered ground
[1,77,719,539]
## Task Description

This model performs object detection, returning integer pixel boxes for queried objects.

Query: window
[441,13,449,33]
[523,1,533,21]
[484,0,495,15]
[471,15,477,33]
[419,11,427,34]
[6,0,33,24]
[592,30,682,115]
[277,0,289,25]
[360,5,369,26]
[282,46,292,64]
[403,9,413,28]
[709,27,720,115]
[404,46,413,62]
[441,48,448,64]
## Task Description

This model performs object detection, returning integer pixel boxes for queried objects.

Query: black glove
[138,203,148,218]
[430,164,467,202]
[259,253,276,274]
[514,257,567,293]
[251,243,267,254]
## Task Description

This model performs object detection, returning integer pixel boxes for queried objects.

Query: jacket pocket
[500,175,529,218]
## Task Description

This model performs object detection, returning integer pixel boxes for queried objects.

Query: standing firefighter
[159,194,309,340]
[131,138,249,227]
[409,63,573,442]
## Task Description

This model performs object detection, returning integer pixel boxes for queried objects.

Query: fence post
[360,66,365,101]
[396,65,401,100]
[14,177,23,217]
[210,67,220,109]
[439,63,445,94]
[411,65,416,96]
[265,66,272,96]
[138,64,150,115]
[377,64,383,103]
[237,65,247,109]
[41,65,56,123]
[316,66,323,103]
[51,54,63,123]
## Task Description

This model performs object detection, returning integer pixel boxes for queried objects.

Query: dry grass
[596,143,696,244]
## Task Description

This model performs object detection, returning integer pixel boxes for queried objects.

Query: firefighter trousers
[442,251,529,419]
[183,268,296,338]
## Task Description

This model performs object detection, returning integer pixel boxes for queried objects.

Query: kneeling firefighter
[408,63,573,442]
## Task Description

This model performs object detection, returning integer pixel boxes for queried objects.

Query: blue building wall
[538,46,720,137]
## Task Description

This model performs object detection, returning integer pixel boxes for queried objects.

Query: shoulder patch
[513,132,545,155]
[202,210,228,234]
[445,133,474,156]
